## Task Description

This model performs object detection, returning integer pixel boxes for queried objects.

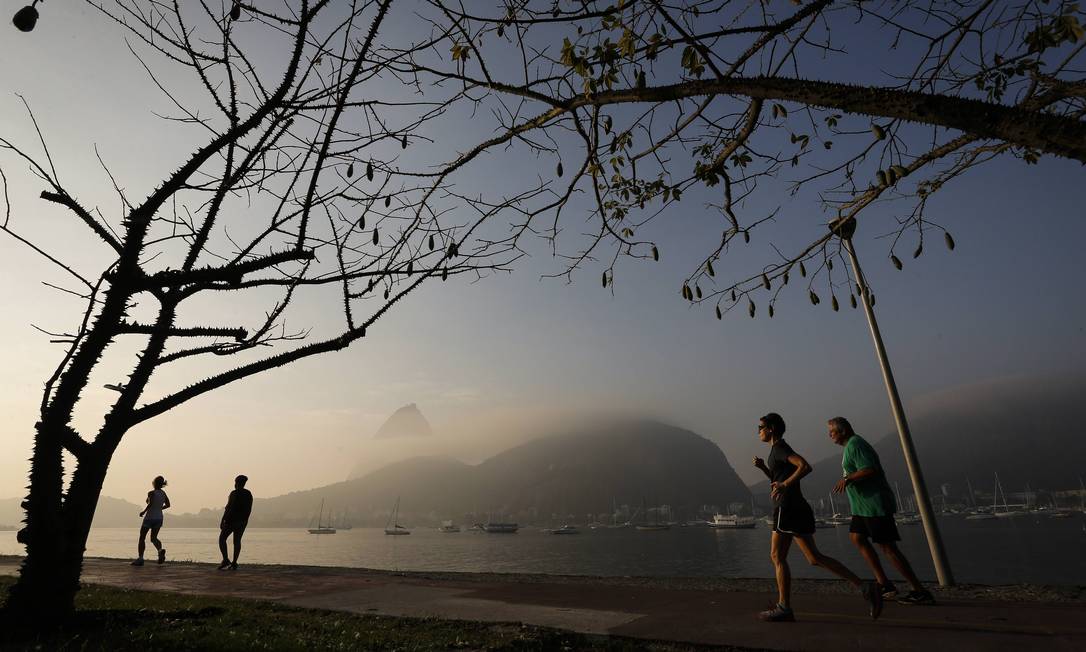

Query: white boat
[438,520,460,533]
[708,513,756,529]
[814,518,835,529]
[992,472,1027,518]
[384,497,411,535]
[307,498,337,534]
[482,522,519,533]
[550,524,580,535]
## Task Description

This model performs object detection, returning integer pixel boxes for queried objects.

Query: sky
[1,2,1084,511]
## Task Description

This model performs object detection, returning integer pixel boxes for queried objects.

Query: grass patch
[0,577,733,651]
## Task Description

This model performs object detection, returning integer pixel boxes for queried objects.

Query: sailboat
[992,472,1027,518]
[384,496,410,535]
[635,498,670,531]
[307,499,337,534]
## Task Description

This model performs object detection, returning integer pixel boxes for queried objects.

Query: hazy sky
[1,2,1084,511]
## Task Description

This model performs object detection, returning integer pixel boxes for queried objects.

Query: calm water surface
[2,516,1082,585]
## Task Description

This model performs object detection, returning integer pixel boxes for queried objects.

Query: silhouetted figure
[218,475,253,570]
[828,416,936,605]
[133,475,170,566]
[752,413,881,622]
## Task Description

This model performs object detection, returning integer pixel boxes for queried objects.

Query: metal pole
[839,232,955,587]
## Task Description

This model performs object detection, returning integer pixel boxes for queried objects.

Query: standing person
[218,475,253,570]
[829,417,936,605]
[752,413,882,622]
[133,475,170,566]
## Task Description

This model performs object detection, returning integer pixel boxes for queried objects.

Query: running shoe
[862,581,884,620]
[130,558,144,566]
[897,590,936,605]
[217,560,231,570]
[879,582,899,600]
[757,604,795,622]
[157,548,167,564]
[229,562,239,571]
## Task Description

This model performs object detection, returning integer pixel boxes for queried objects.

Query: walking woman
[133,475,170,566]
[752,413,881,621]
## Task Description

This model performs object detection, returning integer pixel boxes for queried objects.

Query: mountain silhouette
[373,403,433,439]
[233,419,751,527]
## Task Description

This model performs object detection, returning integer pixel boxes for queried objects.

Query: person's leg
[137,525,149,559]
[231,527,245,565]
[794,535,863,588]
[150,525,166,562]
[878,542,924,592]
[770,531,794,608]
[218,528,231,563]
[850,532,891,586]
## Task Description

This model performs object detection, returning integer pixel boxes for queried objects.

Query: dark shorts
[849,515,900,544]
[772,500,816,536]
[221,521,248,536]
[141,518,163,530]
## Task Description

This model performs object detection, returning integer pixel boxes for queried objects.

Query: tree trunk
[5,426,113,620]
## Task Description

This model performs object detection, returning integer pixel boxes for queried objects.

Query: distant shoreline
[1,554,1082,603]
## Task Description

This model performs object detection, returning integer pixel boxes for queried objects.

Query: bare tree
[2,0,1082,616]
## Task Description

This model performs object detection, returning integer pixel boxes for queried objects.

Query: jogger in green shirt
[828,417,935,606]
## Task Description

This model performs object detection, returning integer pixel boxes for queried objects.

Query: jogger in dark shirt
[752,413,881,622]
[218,475,253,570]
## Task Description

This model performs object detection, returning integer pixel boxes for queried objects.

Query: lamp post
[12,1,42,32]
[830,216,955,587]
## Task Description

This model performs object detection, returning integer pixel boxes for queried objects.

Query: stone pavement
[2,558,1083,651]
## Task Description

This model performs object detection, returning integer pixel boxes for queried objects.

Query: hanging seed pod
[372,229,379,245]
[855,283,863,296]
[850,293,858,309]
[799,262,807,277]
[602,271,608,288]
[496,24,504,38]
[357,215,366,230]
[872,124,886,140]
[383,288,390,300]
[944,232,956,251]
[832,295,839,312]
[636,70,646,89]
[913,243,923,258]
[715,305,722,320]
[748,299,756,318]
[441,267,448,281]
[366,161,374,181]
[887,167,898,185]
[870,293,877,306]
[876,169,888,187]
[347,162,355,178]
[762,274,770,290]
[651,245,659,261]
[448,242,459,257]
[230,2,241,21]
[384,195,391,208]
[783,272,789,286]
[891,255,903,270]
[681,284,691,301]
[406,261,413,275]
[401,135,408,149]
[731,289,737,302]
[827,258,833,271]
[743,230,750,244]
[809,290,820,305]
[768,304,774,318]
[706,260,715,277]
[603,116,612,134]
[556,161,564,178]
[695,284,702,299]
[428,234,435,251]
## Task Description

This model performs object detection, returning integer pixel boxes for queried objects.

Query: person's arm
[222,492,236,527]
[752,456,772,480]
[833,467,878,494]
[771,453,811,500]
[162,493,170,510]
[139,491,150,517]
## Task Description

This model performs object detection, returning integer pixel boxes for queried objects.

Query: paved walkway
[2,558,1083,651]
